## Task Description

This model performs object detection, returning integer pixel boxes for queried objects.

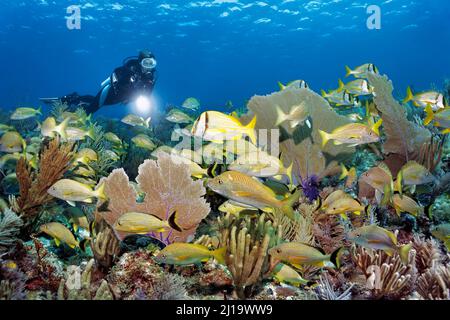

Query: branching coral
[417,263,450,300]
[0,208,23,253]
[12,138,74,227]
[98,152,210,244]
[57,259,114,300]
[217,213,282,299]
[243,88,351,185]
[352,247,417,300]
[367,73,430,170]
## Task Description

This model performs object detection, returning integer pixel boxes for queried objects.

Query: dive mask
[141,57,157,73]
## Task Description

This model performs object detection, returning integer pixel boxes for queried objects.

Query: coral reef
[352,247,417,300]
[217,213,282,299]
[367,73,431,172]
[243,88,350,185]
[57,259,114,300]
[98,152,210,244]
[417,263,450,300]
[12,138,73,228]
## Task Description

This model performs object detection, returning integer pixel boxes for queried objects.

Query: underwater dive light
[135,95,151,114]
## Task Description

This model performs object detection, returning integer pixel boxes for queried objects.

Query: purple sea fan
[300,174,320,202]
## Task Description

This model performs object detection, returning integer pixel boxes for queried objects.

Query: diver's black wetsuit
[56,51,156,114]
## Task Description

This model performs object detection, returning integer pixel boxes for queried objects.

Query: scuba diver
[41,50,157,114]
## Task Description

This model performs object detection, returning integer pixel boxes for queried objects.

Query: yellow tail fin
[396,170,403,196]
[56,117,70,140]
[212,247,227,265]
[371,118,383,136]
[399,243,412,264]
[94,181,107,201]
[424,104,435,125]
[337,79,345,92]
[339,164,348,180]
[285,161,294,186]
[278,81,285,91]
[321,90,328,98]
[245,115,257,144]
[318,130,330,148]
[345,66,352,77]
[280,189,301,220]
[403,86,414,104]
[275,106,287,126]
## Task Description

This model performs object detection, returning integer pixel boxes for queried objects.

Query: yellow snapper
[325,197,366,220]
[104,149,120,161]
[404,87,446,111]
[360,163,394,192]
[66,126,95,142]
[278,79,309,91]
[166,109,192,124]
[321,89,356,107]
[207,171,300,220]
[60,111,91,125]
[345,63,379,78]
[113,211,182,237]
[218,200,259,217]
[192,111,257,144]
[272,263,310,287]
[155,243,226,265]
[41,117,70,140]
[104,132,122,145]
[121,114,151,128]
[424,104,450,134]
[338,79,373,96]
[347,224,412,264]
[182,97,200,110]
[319,119,382,148]
[275,103,310,129]
[39,222,80,249]
[269,242,343,268]
[431,224,450,250]
[74,148,98,165]
[0,131,26,153]
[171,153,208,178]
[396,161,435,195]
[229,151,293,184]
[320,190,351,211]
[340,164,357,188]
[73,165,96,178]
[65,207,90,232]
[11,107,42,120]
[48,179,106,205]
[132,134,156,151]
[391,194,423,217]
[0,124,14,134]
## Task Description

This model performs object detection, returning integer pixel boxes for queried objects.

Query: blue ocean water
[0,0,449,119]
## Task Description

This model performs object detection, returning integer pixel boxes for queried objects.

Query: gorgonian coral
[98,152,210,244]
[367,73,430,171]
[12,138,74,227]
[242,87,350,185]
